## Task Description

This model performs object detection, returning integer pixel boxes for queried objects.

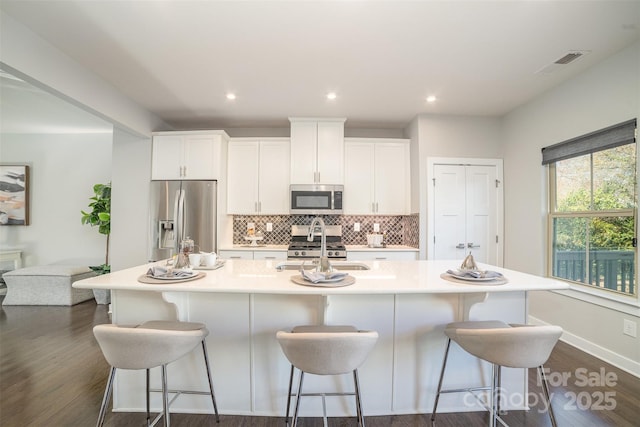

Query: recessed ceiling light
[226,93,236,100]
[426,95,437,103]
[327,92,337,100]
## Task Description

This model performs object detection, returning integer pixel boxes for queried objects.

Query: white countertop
[74,259,569,295]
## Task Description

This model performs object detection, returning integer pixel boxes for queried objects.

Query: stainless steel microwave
[290,184,343,215]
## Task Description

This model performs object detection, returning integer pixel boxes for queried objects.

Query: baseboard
[529,316,640,378]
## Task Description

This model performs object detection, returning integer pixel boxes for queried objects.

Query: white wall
[408,114,502,258]
[0,132,113,267]
[1,10,163,273]
[110,128,152,270]
[502,42,640,375]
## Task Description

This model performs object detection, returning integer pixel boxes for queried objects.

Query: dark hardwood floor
[1,298,638,426]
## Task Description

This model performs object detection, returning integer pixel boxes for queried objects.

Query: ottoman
[2,265,97,306]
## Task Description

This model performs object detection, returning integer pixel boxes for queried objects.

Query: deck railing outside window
[554,250,635,295]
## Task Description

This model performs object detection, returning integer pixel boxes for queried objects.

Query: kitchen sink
[275,261,370,271]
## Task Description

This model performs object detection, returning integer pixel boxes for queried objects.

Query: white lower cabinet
[219,250,287,260]
[252,251,287,260]
[347,250,418,261]
[219,250,253,260]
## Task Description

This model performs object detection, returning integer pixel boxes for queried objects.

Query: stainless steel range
[287,224,347,260]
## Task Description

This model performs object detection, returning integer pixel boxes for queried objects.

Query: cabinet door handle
[229,256,242,259]
[456,243,466,249]
[468,243,480,248]
[375,257,387,260]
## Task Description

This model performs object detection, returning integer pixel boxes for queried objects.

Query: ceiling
[1,0,639,131]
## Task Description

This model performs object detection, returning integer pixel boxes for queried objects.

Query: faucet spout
[308,217,332,273]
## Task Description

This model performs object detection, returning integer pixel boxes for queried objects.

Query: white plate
[151,271,197,280]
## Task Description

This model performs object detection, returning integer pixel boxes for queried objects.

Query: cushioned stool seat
[2,265,96,306]
[277,325,378,427]
[94,320,219,427]
[432,321,563,427]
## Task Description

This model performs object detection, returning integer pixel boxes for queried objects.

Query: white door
[432,163,501,265]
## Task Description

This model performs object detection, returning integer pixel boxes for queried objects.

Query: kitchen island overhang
[74,259,568,295]
[74,260,569,418]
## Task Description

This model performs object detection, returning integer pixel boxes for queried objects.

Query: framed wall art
[0,165,29,225]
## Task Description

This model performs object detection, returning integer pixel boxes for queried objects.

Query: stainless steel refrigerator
[148,180,217,262]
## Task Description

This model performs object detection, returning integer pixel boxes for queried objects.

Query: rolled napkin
[147,266,193,278]
[447,269,503,279]
[300,269,349,284]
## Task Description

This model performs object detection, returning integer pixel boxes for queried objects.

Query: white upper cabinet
[227,138,290,214]
[344,138,410,215]
[152,131,227,180]
[290,118,346,184]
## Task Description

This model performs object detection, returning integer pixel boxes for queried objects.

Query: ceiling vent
[536,50,591,74]
[554,51,585,65]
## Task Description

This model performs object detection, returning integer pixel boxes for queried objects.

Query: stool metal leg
[490,364,498,427]
[285,364,295,425]
[496,365,502,417]
[353,369,365,427]
[292,371,305,427]
[201,340,220,422]
[96,366,116,427]
[161,364,170,427]
[146,369,151,427]
[538,365,558,427]
[431,338,452,422]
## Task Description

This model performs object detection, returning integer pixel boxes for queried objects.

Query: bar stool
[431,321,563,427]
[276,325,378,427]
[93,320,219,427]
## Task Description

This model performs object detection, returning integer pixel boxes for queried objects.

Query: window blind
[541,118,636,165]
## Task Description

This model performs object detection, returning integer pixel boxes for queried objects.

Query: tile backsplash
[233,214,419,247]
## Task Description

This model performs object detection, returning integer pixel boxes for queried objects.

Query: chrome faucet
[308,216,332,273]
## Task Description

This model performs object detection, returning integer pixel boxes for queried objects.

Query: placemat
[440,273,508,286]
[138,271,206,284]
[291,274,356,288]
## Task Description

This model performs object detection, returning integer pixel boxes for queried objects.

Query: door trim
[427,157,504,265]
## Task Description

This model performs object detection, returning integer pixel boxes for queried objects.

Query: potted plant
[81,182,111,304]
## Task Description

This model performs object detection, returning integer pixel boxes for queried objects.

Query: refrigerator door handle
[174,188,185,253]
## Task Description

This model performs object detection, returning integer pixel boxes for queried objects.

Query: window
[543,119,637,297]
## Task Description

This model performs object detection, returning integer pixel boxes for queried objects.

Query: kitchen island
[74,259,569,418]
